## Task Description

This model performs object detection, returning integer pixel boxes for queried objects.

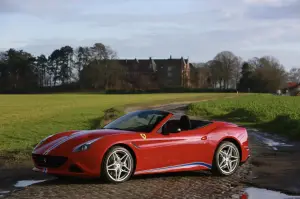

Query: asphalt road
[1,103,300,199]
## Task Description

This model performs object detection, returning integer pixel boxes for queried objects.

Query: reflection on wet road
[241,187,300,199]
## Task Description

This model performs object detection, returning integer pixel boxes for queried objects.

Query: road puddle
[0,191,10,198]
[14,180,47,188]
[249,131,294,150]
[240,187,300,199]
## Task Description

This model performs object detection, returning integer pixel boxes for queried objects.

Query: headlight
[73,138,102,152]
[34,134,54,149]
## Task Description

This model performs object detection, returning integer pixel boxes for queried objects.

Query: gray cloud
[246,0,300,19]
[0,0,20,13]
[0,0,229,25]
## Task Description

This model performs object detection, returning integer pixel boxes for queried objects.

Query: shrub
[188,94,300,138]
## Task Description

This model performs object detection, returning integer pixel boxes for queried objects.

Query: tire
[101,146,134,183]
[212,141,240,176]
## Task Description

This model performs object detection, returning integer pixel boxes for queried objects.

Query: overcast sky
[1,0,299,69]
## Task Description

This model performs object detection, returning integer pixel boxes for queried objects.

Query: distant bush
[99,107,125,128]
[105,87,238,94]
[188,94,300,139]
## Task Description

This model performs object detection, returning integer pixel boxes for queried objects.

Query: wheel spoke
[121,168,129,173]
[122,165,130,172]
[230,155,239,159]
[122,162,130,169]
[113,152,120,161]
[227,146,232,156]
[117,168,122,180]
[228,161,232,171]
[220,163,227,169]
[114,168,118,179]
[107,163,116,169]
[120,154,128,161]
[220,151,227,158]
[219,159,226,168]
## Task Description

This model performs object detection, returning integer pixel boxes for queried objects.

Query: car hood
[32,129,133,155]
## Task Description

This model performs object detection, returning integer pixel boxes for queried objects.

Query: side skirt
[134,162,212,175]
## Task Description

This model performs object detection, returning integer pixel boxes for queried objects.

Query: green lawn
[188,94,300,139]
[0,93,236,161]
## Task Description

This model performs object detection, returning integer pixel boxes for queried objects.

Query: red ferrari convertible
[32,109,250,183]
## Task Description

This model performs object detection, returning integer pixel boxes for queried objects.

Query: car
[32,109,250,183]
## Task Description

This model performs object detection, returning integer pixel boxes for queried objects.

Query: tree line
[0,43,128,93]
[191,52,299,93]
[0,42,299,93]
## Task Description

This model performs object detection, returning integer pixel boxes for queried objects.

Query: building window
[168,66,172,71]
[168,71,172,77]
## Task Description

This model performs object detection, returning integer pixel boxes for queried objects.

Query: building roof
[282,82,300,90]
[116,57,189,72]
[288,82,299,88]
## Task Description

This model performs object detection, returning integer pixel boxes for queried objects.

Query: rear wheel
[101,146,134,183]
[212,141,240,176]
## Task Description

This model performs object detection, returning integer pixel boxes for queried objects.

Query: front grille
[32,154,68,168]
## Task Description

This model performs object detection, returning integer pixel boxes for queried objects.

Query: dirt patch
[124,96,237,113]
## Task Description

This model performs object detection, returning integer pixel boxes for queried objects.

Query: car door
[133,117,212,174]
[157,127,210,168]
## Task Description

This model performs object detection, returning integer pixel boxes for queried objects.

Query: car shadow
[36,171,212,186]
[131,170,211,180]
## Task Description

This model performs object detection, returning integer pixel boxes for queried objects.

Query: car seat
[179,115,191,131]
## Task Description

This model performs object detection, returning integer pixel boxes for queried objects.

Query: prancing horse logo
[140,134,147,140]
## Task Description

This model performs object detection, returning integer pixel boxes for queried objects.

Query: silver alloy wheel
[106,149,132,182]
[218,144,239,174]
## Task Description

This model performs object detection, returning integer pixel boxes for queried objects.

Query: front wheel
[101,146,134,183]
[212,141,240,176]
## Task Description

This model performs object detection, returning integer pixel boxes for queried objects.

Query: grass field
[188,94,300,139]
[0,93,237,161]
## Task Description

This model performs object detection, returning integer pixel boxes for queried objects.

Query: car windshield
[103,110,169,132]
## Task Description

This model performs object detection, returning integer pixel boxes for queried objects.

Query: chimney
[169,55,172,59]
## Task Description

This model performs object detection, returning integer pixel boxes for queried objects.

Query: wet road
[1,103,300,199]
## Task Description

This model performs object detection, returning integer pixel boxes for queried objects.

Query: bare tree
[189,63,211,88]
[253,56,288,92]
[206,60,223,88]
[74,46,91,81]
[232,56,243,89]
[79,43,126,90]
[288,68,300,83]
[214,51,240,89]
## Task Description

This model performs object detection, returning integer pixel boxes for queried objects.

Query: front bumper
[32,153,100,177]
